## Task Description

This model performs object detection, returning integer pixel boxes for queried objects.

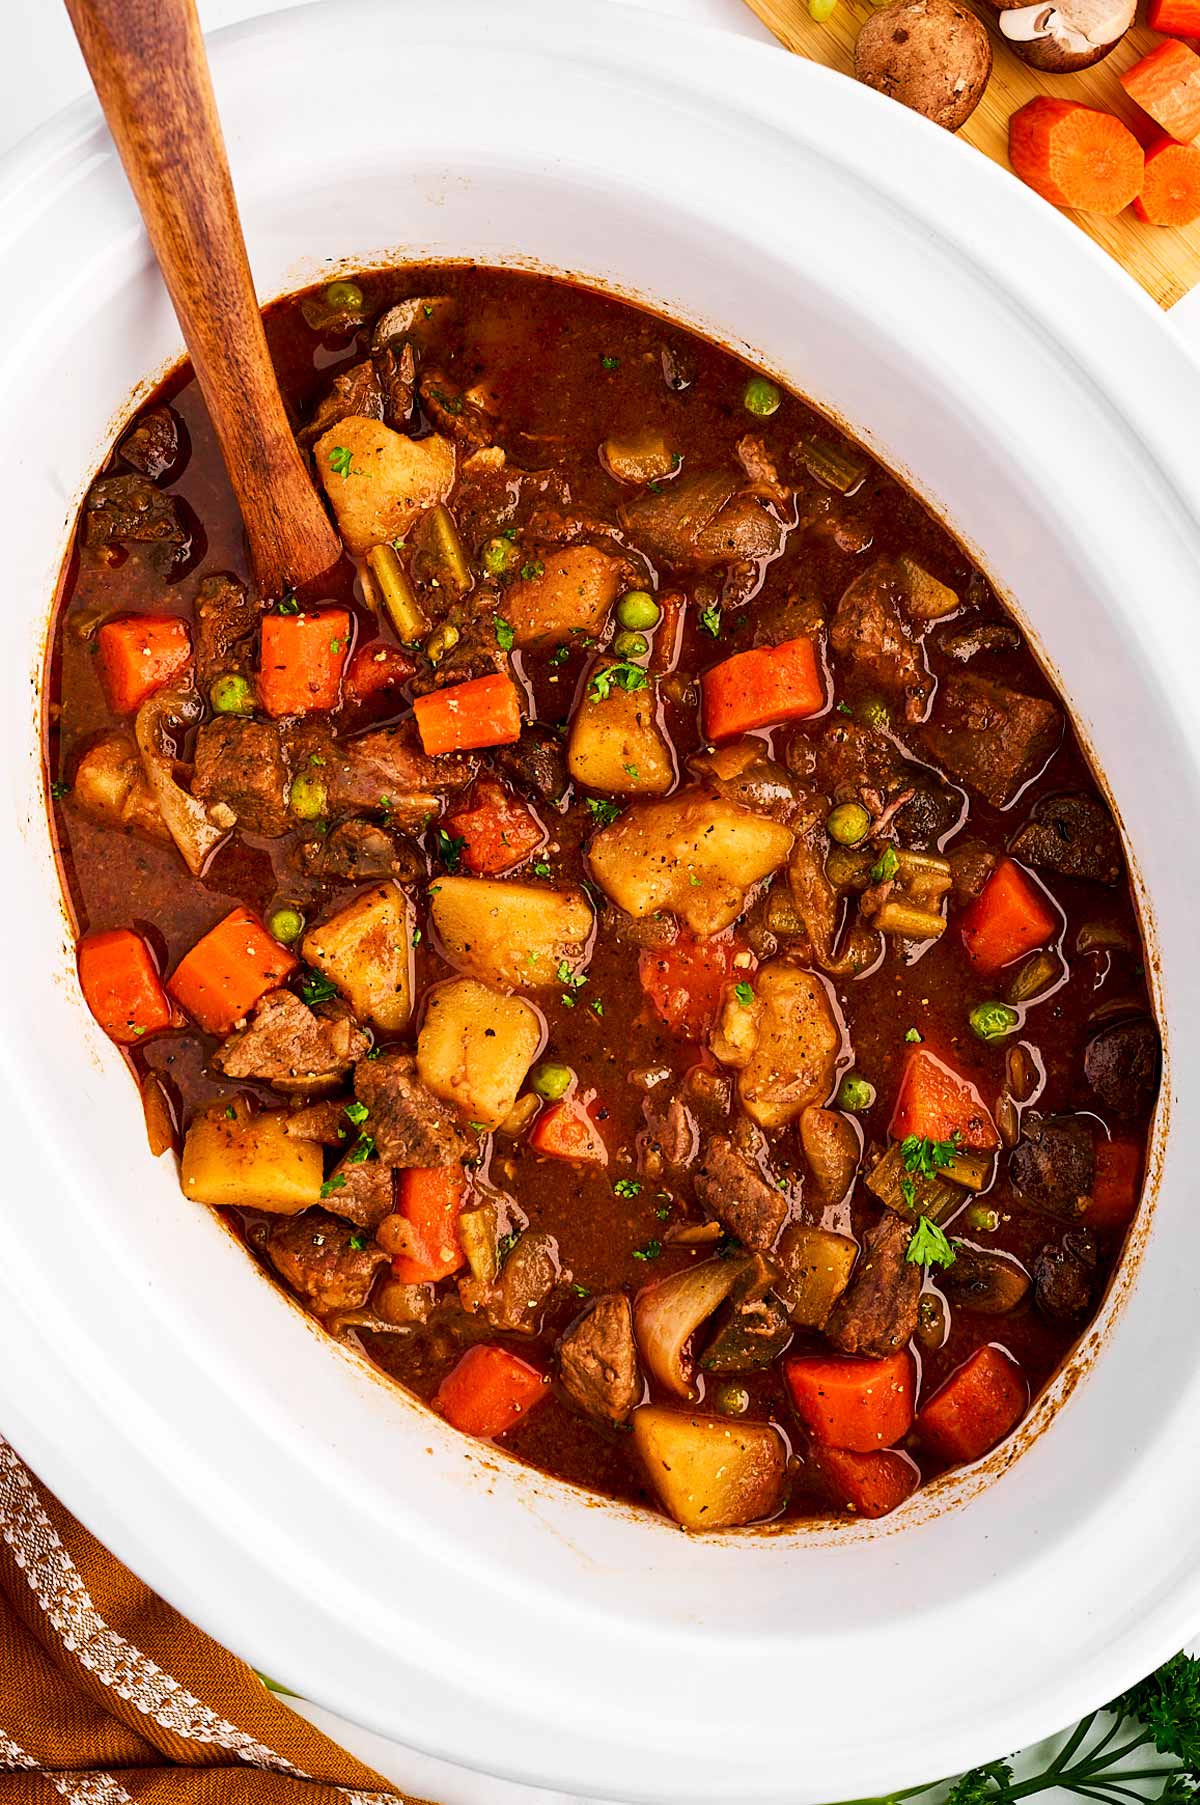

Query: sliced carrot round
[1009,99,1143,217]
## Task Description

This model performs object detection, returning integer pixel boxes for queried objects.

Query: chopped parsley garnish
[613,1177,642,1198]
[520,560,545,582]
[588,661,650,704]
[836,700,853,716]
[436,826,467,872]
[571,1283,592,1298]
[320,1174,346,1197]
[905,1214,956,1269]
[223,1105,237,1120]
[601,354,620,371]
[548,645,571,666]
[411,927,422,947]
[348,1233,368,1251]
[346,1135,375,1164]
[734,981,755,1006]
[533,860,552,878]
[328,445,354,477]
[585,797,622,828]
[276,593,300,615]
[589,997,604,1017]
[495,617,515,652]
[698,604,722,638]
[344,1101,369,1126]
[905,1026,923,1043]
[429,385,463,416]
[632,1239,662,1261]
[300,969,339,1006]
[496,1230,520,1266]
[900,1131,961,1178]
[469,1121,488,1135]
[50,779,71,799]
[871,845,900,883]
[501,526,518,541]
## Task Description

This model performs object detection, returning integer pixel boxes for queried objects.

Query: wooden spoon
[64,0,342,599]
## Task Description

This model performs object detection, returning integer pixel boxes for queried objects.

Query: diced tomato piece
[960,858,1058,974]
[97,614,192,715]
[917,1344,1027,1466]
[784,1351,915,1452]
[1083,1138,1143,1232]
[443,778,545,876]
[258,609,351,717]
[888,1048,999,1152]
[638,933,749,1041]
[392,1166,467,1284]
[344,640,415,704]
[701,636,824,741]
[77,928,173,1044]
[167,906,297,1035]
[412,672,522,757]
[435,1343,549,1439]
[815,1445,920,1519]
[529,1097,609,1166]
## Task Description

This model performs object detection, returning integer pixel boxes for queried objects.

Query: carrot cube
[784,1351,915,1452]
[258,609,351,717]
[78,928,172,1044]
[435,1344,549,1439]
[960,858,1058,974]
[97,614,192,715]
[815,1445,920,1519]
[168,906,297,1035]
[917,1344,1027,1465]
[391,1167,467,1284]
[701,636,824,742]
[413,672,523,757]
[888,1047,999,1152]
[1121,40,1200,145]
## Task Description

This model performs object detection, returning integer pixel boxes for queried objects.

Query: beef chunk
[1009,1113,1095,1213]
[460,1232,560,1334]
[619,470,782,567]
[1032,1230,1097,1323]
[287,722,475,827]
[947,840,998,908]
[266,1209,387,1315]
[353,1051,475,1167]
[284,1097,356,1146]
[1084,1018,1160,1119]
[641,1066,732,1176]
[492,727,568,803]
[919,673,1060,809]
[830,562,931,723]
[825,1211,920,1357]
[1009,795,1123,886]
[192,717,289,835]
[118,406,183,481]
[322,1156,395,1231]
[85,474,187,557]
[938,622,1022,663]
[213,990,369,1091]
[693,1134,788,1250]
[300,818,425,884]
[941,1247,1031,1313]
[891,781,960,852]
[558,1293,641,1423]
[298,358,386,448]
[374,342,416,428]
[194,574,262,686]
[419,369,494,453]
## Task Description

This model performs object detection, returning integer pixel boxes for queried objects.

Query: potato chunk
[588,790,793,936]
[567,675,675,795]
[71,730,170,842]
[182,1105,323,1212]
[632,1406,786,1530]
[505,546,624,648]
[417,978,544,1128]
[711,961,841,1130]
[776,1225,859,1329]
[302,881,414,1031]
[429,876,593,990]
[314,417,455,555]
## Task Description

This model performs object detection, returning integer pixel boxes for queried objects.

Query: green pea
[616,590,661,633]
[827,801,872,846]
[743,375,782,418]
[969,1001,1020,1042]
[268,906,305,946]
[712,1382,751,1417]
[482,536,520,576]
[325,279,364,312]
[965,1204,1001,1233]
[289,773,328,820]
[836,1074,876,1112]
[209,673,253,715]
[856,695,891,731]
[611,630,649,659]
[532,1061,573,1102]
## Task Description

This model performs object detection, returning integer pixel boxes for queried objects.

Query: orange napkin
[0,1436,430,1804]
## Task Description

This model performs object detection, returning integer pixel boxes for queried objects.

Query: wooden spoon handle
[64,0,342,599]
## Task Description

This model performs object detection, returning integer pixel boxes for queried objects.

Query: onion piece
[134,687,228,876]
[140,1070,177,1157]
[633,1254,750,1399]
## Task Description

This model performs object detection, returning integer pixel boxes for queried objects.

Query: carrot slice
[1147,0,1200,32]
[888,1047,999,1152]
[701,636,824,742]
[638,933,749,1041]
[917,1344,1027,1466]
[168,906,297,1035]
[960,858,1058,974]
[435,1344,549,1439]
[97,614,192,715]
[1084,1138,1143,1231]
[1134,136,1200,225]
[392,1166,467,1284]
[528,1098,609,1166]
[1009,99,1143,215]
[77,928,173,1044]
[344,640,416,704]
[258,609,351,717]
[784,1351,915,1452]
[412,672,522,757]
[814,1445,920,1519]
[1121,40,1200,144]
[443,777,545,876]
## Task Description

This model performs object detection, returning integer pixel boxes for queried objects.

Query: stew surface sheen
[46,267,1160,1532]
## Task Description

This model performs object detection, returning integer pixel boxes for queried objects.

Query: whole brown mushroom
[854,0,993,133]
[983,0,1135,70]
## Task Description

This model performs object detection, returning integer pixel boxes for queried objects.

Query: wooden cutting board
[744,0,1200,305]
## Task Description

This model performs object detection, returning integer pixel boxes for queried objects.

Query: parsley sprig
[588,661,650,703]
[905,1215,956,1269]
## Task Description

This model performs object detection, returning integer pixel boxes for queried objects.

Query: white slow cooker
[1,3,1199,1799]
